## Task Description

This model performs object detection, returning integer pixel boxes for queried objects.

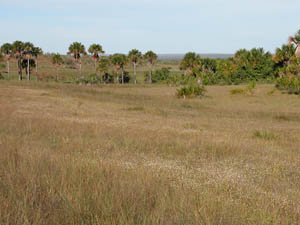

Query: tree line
[0,29,299,93]
[0,41,158,84]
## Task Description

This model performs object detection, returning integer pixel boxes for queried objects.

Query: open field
[1,81,300,224]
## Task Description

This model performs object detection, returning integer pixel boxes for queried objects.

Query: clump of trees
[274,29,300,94]
[0,41,43,80]
[177,49,275,86]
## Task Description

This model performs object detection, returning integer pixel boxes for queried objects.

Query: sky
[1,0,300,54]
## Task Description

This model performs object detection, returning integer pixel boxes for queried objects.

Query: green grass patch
[253,130,277,140]
[230,88,245,95]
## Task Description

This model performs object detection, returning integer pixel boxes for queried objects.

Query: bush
[176,85,206,98]
[167,74,197,86]
[230,88,245,95]
[0,64,6,69]
[76,73,102,85]
[230,81,256,95]
[275,62,300,94]
[246,80,256,94]
[118,71,130,83]
[102,73,114,83]
[276,76,300,94]
[144,67,170,83]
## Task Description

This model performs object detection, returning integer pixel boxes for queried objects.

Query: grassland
[1,79,300,224]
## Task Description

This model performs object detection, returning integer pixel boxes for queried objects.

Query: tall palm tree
[88,44,104,73]
[144,51,157,84]
[23,42,35,80]
[12,41,25,81]
[128,49,142,84]
[111,54,127,84]
[52,53,63,82]
[32,47,43,78]
[289,29,300,58]
[68,42,86,77]
[0,43,13,79]
[289,37,300,58]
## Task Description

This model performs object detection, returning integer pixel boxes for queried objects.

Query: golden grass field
[0,79,300,224]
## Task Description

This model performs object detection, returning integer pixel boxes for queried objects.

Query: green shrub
[0,64,6,69]
[102,73,114,83]
[230,81,256,95]
[118,71,130,83]
[167,74,197,86]
[76,73,102,85]
[144,67,170,83]
[268,89,276,95]
[246,80,256,94]
[230,88,245,95]
[176,85,206,98]
[276,76,300,94]
[253,130,277,140]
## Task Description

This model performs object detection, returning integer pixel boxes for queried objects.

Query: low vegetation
[1,82,300,224]
[177,84,206,98]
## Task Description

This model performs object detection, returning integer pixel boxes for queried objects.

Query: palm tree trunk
[134,63,137,84]
[27,58,30,80]
[94,59,97,74]
[122,69,124,84]
[56,66,59,82]
[18,59,22,81]
[149,64,152,84]
[79,62,82,77]
[36,57,38,78]
[7,60,10,79]
[296,46,300,58]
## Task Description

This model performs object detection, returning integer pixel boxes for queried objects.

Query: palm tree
[23,42,35,80]
[12,41,25,80]
[111,54,127,84]
[52,53,63,81]
[273,44,296,67]
[98,56,111,83]
[144,51,157,83]
[288,29,300,58]
[68,42,86,77]
[128,49,142,84]
[179,52,200,76]
[32,47,43,78]
[88,44,104,73]
[0,43,13,79]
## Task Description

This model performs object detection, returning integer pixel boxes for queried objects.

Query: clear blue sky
[1,0,299,54]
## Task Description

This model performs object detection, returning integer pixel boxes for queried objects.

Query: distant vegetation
[0,29,299,94]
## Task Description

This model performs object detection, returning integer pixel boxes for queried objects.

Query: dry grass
[1,81,300,224]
